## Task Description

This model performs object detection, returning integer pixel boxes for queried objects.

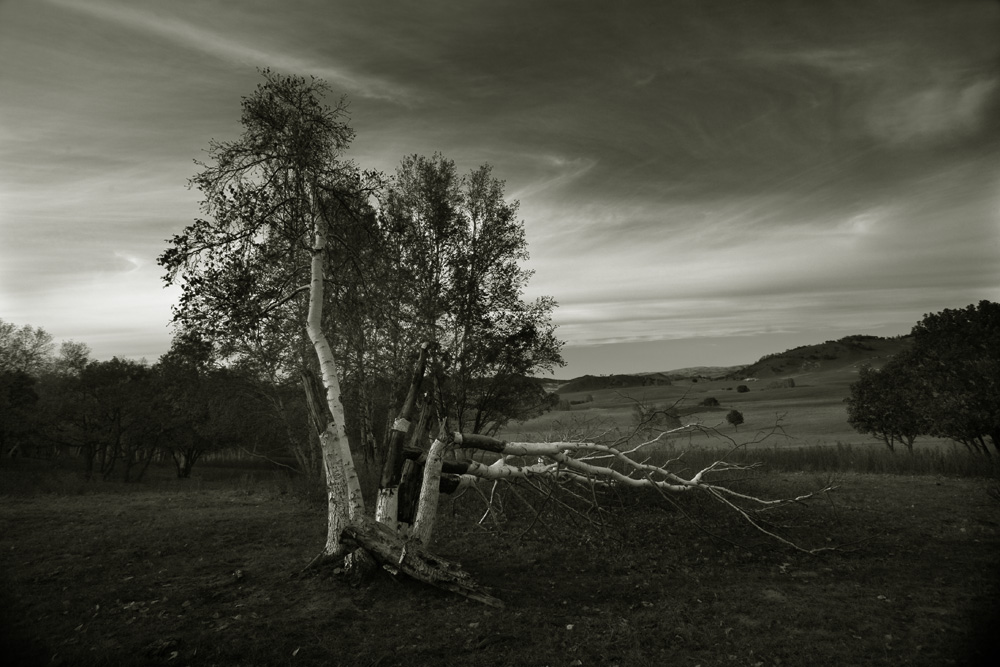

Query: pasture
[506,360,947,449]
[1,454,998,667]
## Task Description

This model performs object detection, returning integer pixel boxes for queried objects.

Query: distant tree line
[0,319,302,481]
[845,301,1000,455]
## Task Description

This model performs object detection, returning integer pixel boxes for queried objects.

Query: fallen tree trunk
[339,521,503,608]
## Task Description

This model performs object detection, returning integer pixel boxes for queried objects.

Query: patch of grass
[1,463,999,666]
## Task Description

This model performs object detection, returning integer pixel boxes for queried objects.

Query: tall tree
[160,70,371,556]
[380,154,563,435]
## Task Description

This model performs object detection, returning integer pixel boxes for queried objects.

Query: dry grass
[2,457,999,667]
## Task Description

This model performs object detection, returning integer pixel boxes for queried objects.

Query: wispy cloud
[867,76,999,146]
[45,0,414,103]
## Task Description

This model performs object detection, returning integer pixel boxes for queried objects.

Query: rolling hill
[730,334,913,380]
[510,334,919,445]
[542,335,909,393]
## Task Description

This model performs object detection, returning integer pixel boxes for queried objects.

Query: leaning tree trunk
[305,228,365,558]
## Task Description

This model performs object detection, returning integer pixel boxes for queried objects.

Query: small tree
[700,396,720,407]
[736,385,750,393]
[845,359,925,453]
[726,409,744,431]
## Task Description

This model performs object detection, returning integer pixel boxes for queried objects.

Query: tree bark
[306,229,364,557]
[412,429,452,544]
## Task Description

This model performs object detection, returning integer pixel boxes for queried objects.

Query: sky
[1,0,998,379]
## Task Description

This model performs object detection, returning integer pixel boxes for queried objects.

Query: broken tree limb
[340,521,503,608]
[412,426,454,544]
[376,342,433,526]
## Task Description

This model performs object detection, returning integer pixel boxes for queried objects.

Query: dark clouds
[0,0,997,375]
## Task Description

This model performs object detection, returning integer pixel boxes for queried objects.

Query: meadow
[2,451,998,667]
[505,355,942,449]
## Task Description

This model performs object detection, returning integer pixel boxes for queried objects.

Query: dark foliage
[846,301,1000,455]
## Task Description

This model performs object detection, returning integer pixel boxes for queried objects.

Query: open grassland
[505,362,949,450]
[2,458,999,667]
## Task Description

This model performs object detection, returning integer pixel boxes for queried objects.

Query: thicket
[0,321,296,481]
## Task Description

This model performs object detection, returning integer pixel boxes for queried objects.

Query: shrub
[736,385,749,393]
[700,397,720,407]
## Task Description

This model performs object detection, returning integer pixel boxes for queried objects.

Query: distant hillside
[555,373,674,395]
[537,336,909,393]
[642,365,748,380]
[730,335,912,380]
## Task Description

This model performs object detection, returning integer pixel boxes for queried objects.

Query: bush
[736,385,750,393]
[700,397,720,407]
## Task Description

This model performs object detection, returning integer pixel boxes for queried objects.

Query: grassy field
[504,360,950,450]
[2,457,999,666]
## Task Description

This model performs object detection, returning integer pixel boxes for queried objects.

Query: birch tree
[160,70,371,555]
[161,71,836,607]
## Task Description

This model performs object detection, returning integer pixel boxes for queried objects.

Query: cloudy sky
[1,0,998,378]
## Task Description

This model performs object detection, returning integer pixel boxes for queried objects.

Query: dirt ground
[1,464,999,666]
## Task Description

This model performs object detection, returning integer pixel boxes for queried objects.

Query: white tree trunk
[306,229,365,557]
[375,489,398,527]
[411,432,449,544]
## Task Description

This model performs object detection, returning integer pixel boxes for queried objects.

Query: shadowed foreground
[1,463,998,666]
